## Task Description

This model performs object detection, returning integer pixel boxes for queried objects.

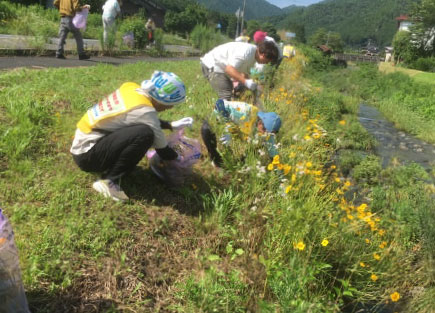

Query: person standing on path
[200,41,279,100]
[102,0,121,45]
[145,18,156,45]
[54,0,91,60]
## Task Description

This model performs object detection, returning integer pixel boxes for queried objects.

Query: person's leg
[209,72,233,100]
[56,17,69,57]
[74,124,154,180]
[102,16,108,44]
[201,120,223,167]
[67,17,85,56]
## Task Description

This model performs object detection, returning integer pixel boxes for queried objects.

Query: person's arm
[224,65,247,84]
[159,119,173,131]
[155,146,178,160]
[225,65,257,91]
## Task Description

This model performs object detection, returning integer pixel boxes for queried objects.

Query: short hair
[257,41,279,63]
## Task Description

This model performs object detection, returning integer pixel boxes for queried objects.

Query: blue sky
[266,0,324,8]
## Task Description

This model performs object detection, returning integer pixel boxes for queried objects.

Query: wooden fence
[334,53,384,63]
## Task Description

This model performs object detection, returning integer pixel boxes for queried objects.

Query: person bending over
[70,71,193,201]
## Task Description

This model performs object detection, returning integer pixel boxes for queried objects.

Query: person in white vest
[70,71,193,201]
[102,0,121,44]
[200,41,279,100]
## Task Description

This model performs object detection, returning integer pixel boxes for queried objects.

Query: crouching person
[201,99,281,168]
[70,71,192,201]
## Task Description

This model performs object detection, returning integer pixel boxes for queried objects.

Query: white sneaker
[92,179,129,202]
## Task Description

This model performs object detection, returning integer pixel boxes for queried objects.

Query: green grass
[0,54,434,312]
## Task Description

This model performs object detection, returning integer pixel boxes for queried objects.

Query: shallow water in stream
[358,104,435,172]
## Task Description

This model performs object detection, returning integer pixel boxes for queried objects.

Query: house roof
[318,45,332,53]
[128,0,165,12]
[396,15,409,21]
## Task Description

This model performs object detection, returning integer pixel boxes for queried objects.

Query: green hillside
[278,0,416,47]
[196,0,282,19]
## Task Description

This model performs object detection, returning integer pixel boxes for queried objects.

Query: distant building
[396,15,412,32]
[317,45,332,55]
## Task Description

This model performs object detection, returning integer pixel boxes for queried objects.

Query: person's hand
[244,79,257,91]
[82,4,90,9]
[171,117,194,130]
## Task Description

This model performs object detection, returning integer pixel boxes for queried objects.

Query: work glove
[244,79,257,91]
[171,117,194,130]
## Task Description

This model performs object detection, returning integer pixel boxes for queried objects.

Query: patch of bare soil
[28,203,202,313]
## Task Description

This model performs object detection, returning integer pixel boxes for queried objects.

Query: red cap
[254,31,267,43]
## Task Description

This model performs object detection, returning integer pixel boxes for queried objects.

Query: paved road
[0,55,199,70]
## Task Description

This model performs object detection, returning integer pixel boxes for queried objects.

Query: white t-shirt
[102,0,120,19]
[70,106,167,155]
[201,42,257,74]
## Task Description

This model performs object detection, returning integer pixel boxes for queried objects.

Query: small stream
[358,104,435,172]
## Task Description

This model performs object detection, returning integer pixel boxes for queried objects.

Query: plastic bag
[0,208,31,313]
[72,8,89,29]
[147,129,201,186]
[122,32,135,48]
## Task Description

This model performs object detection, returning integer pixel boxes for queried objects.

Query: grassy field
[379,62,435,85]
[1,55,434,312]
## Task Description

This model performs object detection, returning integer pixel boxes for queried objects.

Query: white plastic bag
[0,208,31,313]
[73,8,89,29]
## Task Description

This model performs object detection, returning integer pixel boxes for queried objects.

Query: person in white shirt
[200,41,279,100]
[102,0,121,44]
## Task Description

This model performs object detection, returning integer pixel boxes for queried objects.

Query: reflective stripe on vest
[77,82,153,133]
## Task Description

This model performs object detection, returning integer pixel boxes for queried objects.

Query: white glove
[171,117,194,130]
[244,79,257,91]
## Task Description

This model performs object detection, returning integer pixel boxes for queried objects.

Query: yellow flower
[306,161,312,168]
[335,177,341,183]
[277,164,283,170]
[272,155,280,165]
[339,120,346,125]
[267,163,274,171]
[304,135,312,141]
[365,238,371,244]
[240,115,246,121]
[379,241,387,249]
[291,174,296,182]
[344,181,351,187]
[330,165,336,169]
[373,253,381,261]
[370,274,378,282]
[289,152,296,158]
[378,229,386,236]
[285,185,292,193]
[294,241,305,251]
[390,292,400,302]
[321,239,329,247]
[283,165,292,175]
[360,262,366,267]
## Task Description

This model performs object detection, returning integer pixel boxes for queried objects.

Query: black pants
[73,124,154,182]
[200,120,223,167]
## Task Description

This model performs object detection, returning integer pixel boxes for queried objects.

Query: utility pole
[235,7,240,38]
[240,0,247,36]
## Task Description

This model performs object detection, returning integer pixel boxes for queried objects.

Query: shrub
[0,1,17,22]
[119,15,148,49]
[411,57,435,72]
[190,24,228,54]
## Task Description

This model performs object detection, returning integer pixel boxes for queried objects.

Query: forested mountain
[196,0,282,19]
[277,0,417,47]
[281,5,300,14]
